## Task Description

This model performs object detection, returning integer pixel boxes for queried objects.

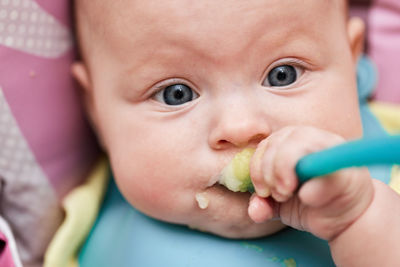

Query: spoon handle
[295,135,400,184]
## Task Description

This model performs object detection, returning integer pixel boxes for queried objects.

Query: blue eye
[266,65,298,87]
[154,84,198,105]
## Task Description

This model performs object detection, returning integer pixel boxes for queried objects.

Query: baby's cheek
[108,137,200,222]
[115,170,191,222]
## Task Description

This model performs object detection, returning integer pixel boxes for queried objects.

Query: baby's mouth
[195,183,251,210]
[214,148,255,192]
[195,148,256,209]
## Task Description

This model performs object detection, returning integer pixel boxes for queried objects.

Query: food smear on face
[195,192,210,209]
[218,148,255,192]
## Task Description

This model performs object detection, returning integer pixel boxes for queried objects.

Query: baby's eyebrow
[140,39,221,66]
[122,28,322,84]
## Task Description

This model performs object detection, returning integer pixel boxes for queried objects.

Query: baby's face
[75,0,363,238]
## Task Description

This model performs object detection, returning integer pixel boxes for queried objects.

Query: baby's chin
[190,217,286,239]
[188,184,286,239]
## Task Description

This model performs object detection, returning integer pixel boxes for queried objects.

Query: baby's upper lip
[206,158,232,188]
[207,151,240,186]
[207,173,222,187]
[206,149,248,189]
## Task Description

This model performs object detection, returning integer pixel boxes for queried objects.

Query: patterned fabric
[0,217,22,267]
[0,87,62,267]
[0,0,72,57]
[0,0,99,266]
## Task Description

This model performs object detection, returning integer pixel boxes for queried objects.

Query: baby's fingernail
[272,190,290,202]
[256,186,271,198]
[276,184,290,197]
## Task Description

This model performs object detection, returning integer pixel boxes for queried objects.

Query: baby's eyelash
[269,58,309,70]
[153,78,188,91]
[150,79,182,97]
[150,78,200,106]
[261,58,310,88]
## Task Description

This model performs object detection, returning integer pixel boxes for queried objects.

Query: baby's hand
[248,126,374,241]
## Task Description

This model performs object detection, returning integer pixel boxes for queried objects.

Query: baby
[72,0,400,265]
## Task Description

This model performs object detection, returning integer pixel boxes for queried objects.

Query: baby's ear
[71,62,99,131]
[72,62,91,92]
[347,17,365,63]
[72,63,107,149]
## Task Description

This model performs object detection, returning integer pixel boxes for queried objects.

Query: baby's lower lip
[204,183,251,200]
[207,148,255,193]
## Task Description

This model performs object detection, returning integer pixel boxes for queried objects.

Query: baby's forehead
[76,0,345,37]
[75,0,348,64]
[76,0,346,30]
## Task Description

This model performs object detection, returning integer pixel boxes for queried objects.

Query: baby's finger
[267,127,345,202]
[250,127,295,198]
[299,167,372,209]
[248,194,278,223]
[250,138,271,197]
[295,167,374,240]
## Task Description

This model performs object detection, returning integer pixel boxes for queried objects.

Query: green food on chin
[218,148,255,192]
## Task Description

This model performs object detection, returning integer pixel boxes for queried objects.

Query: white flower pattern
[0,0,72,57]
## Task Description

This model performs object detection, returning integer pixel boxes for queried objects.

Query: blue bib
[78,56,391,267]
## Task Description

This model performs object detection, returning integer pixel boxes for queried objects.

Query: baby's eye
[263,65,302,87]
[154,84,199,105]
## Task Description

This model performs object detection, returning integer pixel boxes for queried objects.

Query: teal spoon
[295,135,400,183]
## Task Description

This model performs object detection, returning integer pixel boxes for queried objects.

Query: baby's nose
[208,100,271,149]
